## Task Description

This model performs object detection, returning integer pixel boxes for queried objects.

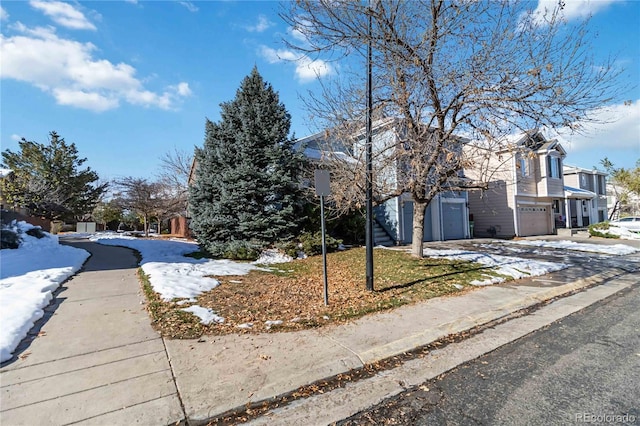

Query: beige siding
[546,176,564,197]
[465,147,517,238]
[537,156,564,197]
[468,182,516,238]
[564,173,579,188]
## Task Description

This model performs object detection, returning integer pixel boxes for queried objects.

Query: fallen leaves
[143,248,486,339]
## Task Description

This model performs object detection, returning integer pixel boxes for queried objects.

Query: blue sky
[1,0,638,183]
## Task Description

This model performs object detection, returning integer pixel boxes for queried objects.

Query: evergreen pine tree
[189,67,305,258]
[1,131,107,220]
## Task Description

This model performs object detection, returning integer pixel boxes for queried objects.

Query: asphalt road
[337,284,640,426]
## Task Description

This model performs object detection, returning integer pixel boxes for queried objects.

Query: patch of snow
[237,323,254,329]
[90,236,266,301]
[265,320,283,326]
[1,222,90,363]
[510,239,637,255]
[181,305,224,325]
[606,226,640,240]
[176,298,196,306]
[452,284,464,290]
[254,249,293,265]
[422,248,569,286]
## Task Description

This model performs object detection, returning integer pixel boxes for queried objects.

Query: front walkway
[0,240,184,425]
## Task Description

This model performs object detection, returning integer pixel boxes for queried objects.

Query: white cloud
[0,24,191,112]
[245,15,274,33]
[553,100,640,152]
[1,6,9,21]
[10,134,22,141]
[530,0,618,25]
[259,46,334,83]
[53,88,118,111]
[172,82,192,97]
[178,1,198,13]
[29,0,96,31]
[287,20,314,45]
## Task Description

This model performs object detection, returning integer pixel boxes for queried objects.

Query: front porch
[556,186,598,229]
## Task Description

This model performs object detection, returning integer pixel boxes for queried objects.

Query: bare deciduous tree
[113,177,161,237]
[282,0,624,257]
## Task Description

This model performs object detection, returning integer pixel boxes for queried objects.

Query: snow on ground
[255,248,294,264]
[181,305,225,325]
[422,248,569,286]
[0,222,90,363]
[509,239,638,255]
[607,226,640,240]
[89,234,267,301]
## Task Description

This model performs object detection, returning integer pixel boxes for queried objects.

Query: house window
[547,156,561,179]
[597,175,606,195]
[518,156,530,177]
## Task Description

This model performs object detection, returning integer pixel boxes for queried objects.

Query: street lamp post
[365,2,374,292]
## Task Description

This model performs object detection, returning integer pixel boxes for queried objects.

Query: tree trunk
[608,201,619,221]
[411,201,427,258]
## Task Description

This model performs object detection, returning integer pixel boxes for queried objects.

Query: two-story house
[465,130,567,238]
[298,118,471,245]
[562,165,607,227]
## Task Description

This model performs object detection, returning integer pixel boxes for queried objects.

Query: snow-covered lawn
[422,248,569,286]
[508,239,638,255]
[604,226,640,240]
[0,222,90,363]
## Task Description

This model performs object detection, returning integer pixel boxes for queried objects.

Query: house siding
[468,181,516,238]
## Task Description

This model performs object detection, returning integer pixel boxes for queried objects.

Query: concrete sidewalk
[1,237,638,425]
[0,240,184,425]
[165,249,639,424]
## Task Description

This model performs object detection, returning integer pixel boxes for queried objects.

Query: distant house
[465,130,567,238]
[562,165,607,227]
[298,118,471,245]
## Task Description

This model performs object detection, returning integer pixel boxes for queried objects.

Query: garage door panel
[518,206,550,236]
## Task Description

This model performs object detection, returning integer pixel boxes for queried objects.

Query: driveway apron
[0,239,184,425]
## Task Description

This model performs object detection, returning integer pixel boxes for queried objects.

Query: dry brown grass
[141,247,502,338]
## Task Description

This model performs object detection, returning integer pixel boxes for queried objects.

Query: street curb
[246,274,638,426]
[196,267,630,425]
[350,268,626,367]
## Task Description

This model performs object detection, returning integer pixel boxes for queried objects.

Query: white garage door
[518,206,550,236]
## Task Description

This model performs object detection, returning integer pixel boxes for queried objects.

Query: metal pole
[320,195,329,305]
[365,2,374,291]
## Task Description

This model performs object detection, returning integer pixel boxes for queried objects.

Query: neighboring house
[562,165,607,227]
[465,130,567,238]
[298,118,471,245]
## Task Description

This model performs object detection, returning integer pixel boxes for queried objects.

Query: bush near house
[588,222,619,239]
